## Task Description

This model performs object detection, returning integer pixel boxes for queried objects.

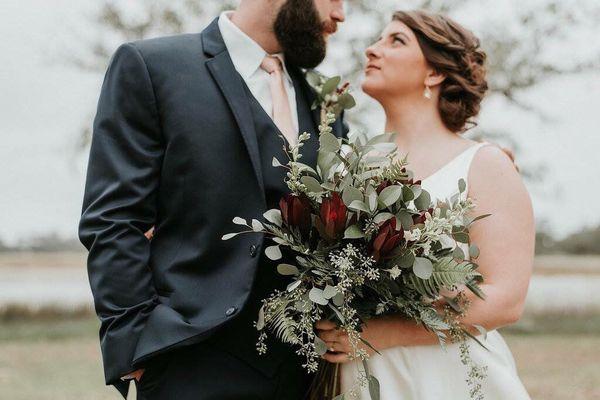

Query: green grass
[1,316,599,399]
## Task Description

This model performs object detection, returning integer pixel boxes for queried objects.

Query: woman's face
[362,20,429,102]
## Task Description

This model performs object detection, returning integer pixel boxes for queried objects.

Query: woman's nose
[365,44,379,60]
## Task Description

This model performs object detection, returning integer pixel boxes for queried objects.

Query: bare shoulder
[468,144,532,211]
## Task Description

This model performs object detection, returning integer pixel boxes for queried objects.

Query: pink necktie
[260,55,297,147]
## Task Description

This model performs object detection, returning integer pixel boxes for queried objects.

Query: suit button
[249,244,258,257]
[225,307,237,316]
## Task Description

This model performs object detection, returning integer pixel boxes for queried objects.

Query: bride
[316,9,534,400]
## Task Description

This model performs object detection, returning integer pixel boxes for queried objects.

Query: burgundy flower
[315,192,347,241]
[370,217,404,262]
[279,193,312,237]
[412,207,434,225]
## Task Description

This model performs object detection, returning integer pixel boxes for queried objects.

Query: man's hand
[121,368,145,382]
[144,226,155,240]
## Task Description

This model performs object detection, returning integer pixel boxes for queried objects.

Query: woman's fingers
[318,330,340,342]
[322,351,351,364]
[315,319,337,330]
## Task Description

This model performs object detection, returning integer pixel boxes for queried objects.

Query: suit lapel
[287,63,321,171]
[202,19,266,206]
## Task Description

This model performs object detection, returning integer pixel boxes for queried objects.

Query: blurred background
[1,0,599,399]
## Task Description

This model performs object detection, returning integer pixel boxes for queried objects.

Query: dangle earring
[423,85,432,99]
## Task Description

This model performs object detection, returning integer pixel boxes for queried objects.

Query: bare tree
[71,0,600,181]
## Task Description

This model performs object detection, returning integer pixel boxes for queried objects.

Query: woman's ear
[424,68,446,87]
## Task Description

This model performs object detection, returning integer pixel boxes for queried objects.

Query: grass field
[0,316,599,400]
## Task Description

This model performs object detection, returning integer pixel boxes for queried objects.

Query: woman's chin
[361,79,382,100]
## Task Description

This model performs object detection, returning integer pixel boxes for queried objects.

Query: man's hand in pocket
[121,368,145,382]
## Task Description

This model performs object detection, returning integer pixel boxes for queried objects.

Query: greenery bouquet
[222,73,490,400]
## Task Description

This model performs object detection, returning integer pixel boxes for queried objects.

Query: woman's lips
[365,65,381,72]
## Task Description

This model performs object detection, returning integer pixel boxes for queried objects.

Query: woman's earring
[423,85,432,99]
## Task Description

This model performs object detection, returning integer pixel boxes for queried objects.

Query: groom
[78,0,346,399]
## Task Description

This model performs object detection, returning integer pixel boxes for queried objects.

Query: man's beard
[274,0,336,69]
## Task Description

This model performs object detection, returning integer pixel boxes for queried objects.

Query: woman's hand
[315,318,391,364]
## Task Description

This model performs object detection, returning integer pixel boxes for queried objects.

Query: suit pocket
[137,353,172,394]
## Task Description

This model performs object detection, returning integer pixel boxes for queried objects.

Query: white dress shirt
[218,11,299,133]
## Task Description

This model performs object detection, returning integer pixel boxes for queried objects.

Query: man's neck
[229,7,281,54]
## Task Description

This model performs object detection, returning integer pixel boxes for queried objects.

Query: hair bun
[393,10,489,133]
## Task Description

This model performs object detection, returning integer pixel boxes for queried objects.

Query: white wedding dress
[340,142,531,400]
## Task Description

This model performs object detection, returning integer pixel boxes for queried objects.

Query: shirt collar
[218,11,293,84]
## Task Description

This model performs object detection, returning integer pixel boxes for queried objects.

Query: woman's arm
[318,144,535,361]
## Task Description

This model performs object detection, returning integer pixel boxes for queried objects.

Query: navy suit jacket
[78,17,348,398]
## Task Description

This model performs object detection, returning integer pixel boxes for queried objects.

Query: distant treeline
[536,225,600,255]
[0,233,83,252]
[1,227,599,254]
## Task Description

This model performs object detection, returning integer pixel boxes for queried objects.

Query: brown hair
[393,10,488,133]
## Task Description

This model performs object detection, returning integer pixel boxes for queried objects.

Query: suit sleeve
[78,42,163,388]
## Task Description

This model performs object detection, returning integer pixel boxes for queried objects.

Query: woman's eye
[393,37,405,45]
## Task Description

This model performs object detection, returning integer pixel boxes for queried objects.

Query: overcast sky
[1,0,599,246]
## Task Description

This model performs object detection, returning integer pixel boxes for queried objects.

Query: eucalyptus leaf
[452,246,465,261]
[411,185,422,199]
[314,335,329,356]
[379,185,403,207]
[277,263,299,276]
[301,176,324,193]
[221,232,240,240]
[321,76,341,96]
[272,237,286,245]
[265,245,282,260]
[397,251,415,268]
[342,186,363,207]
[263,209,282,227]
[344,224,365,239]
[338,93,356,110]
[323,285,338,299]
[396,210,414,231]
[366,192,377,213]
[305,70,323,87]
[232,217,246,225]
[368,375,381,400]
[256,305,265,330]
[458,178,467,193]
[413,257,433,279]
[319,132,341,152]
[414,191,431,210]
[401,185,415,202]
[453,232,469,243]
[328,304,345,323]
[309,287,329,305]
[251,219,264,232]
[348,200,371,213]
[469,244,480,258]
[287,280,301,292]
[366,133,394,146]
[332,292,344,306]
[373,212,395,224]
[272,157,283,167]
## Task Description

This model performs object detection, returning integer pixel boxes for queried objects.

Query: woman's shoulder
[468,143,532,210]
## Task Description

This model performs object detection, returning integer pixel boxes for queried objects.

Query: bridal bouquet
[222,73,490,400]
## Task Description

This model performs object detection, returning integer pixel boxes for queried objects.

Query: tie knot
[260,55,283,74]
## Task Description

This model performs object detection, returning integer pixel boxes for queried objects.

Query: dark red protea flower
[315,192,347,241]
[370,217,404,262]
[279,193,312,237]
[412,207,434,225]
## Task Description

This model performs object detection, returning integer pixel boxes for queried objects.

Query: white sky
[0,0,599,246]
